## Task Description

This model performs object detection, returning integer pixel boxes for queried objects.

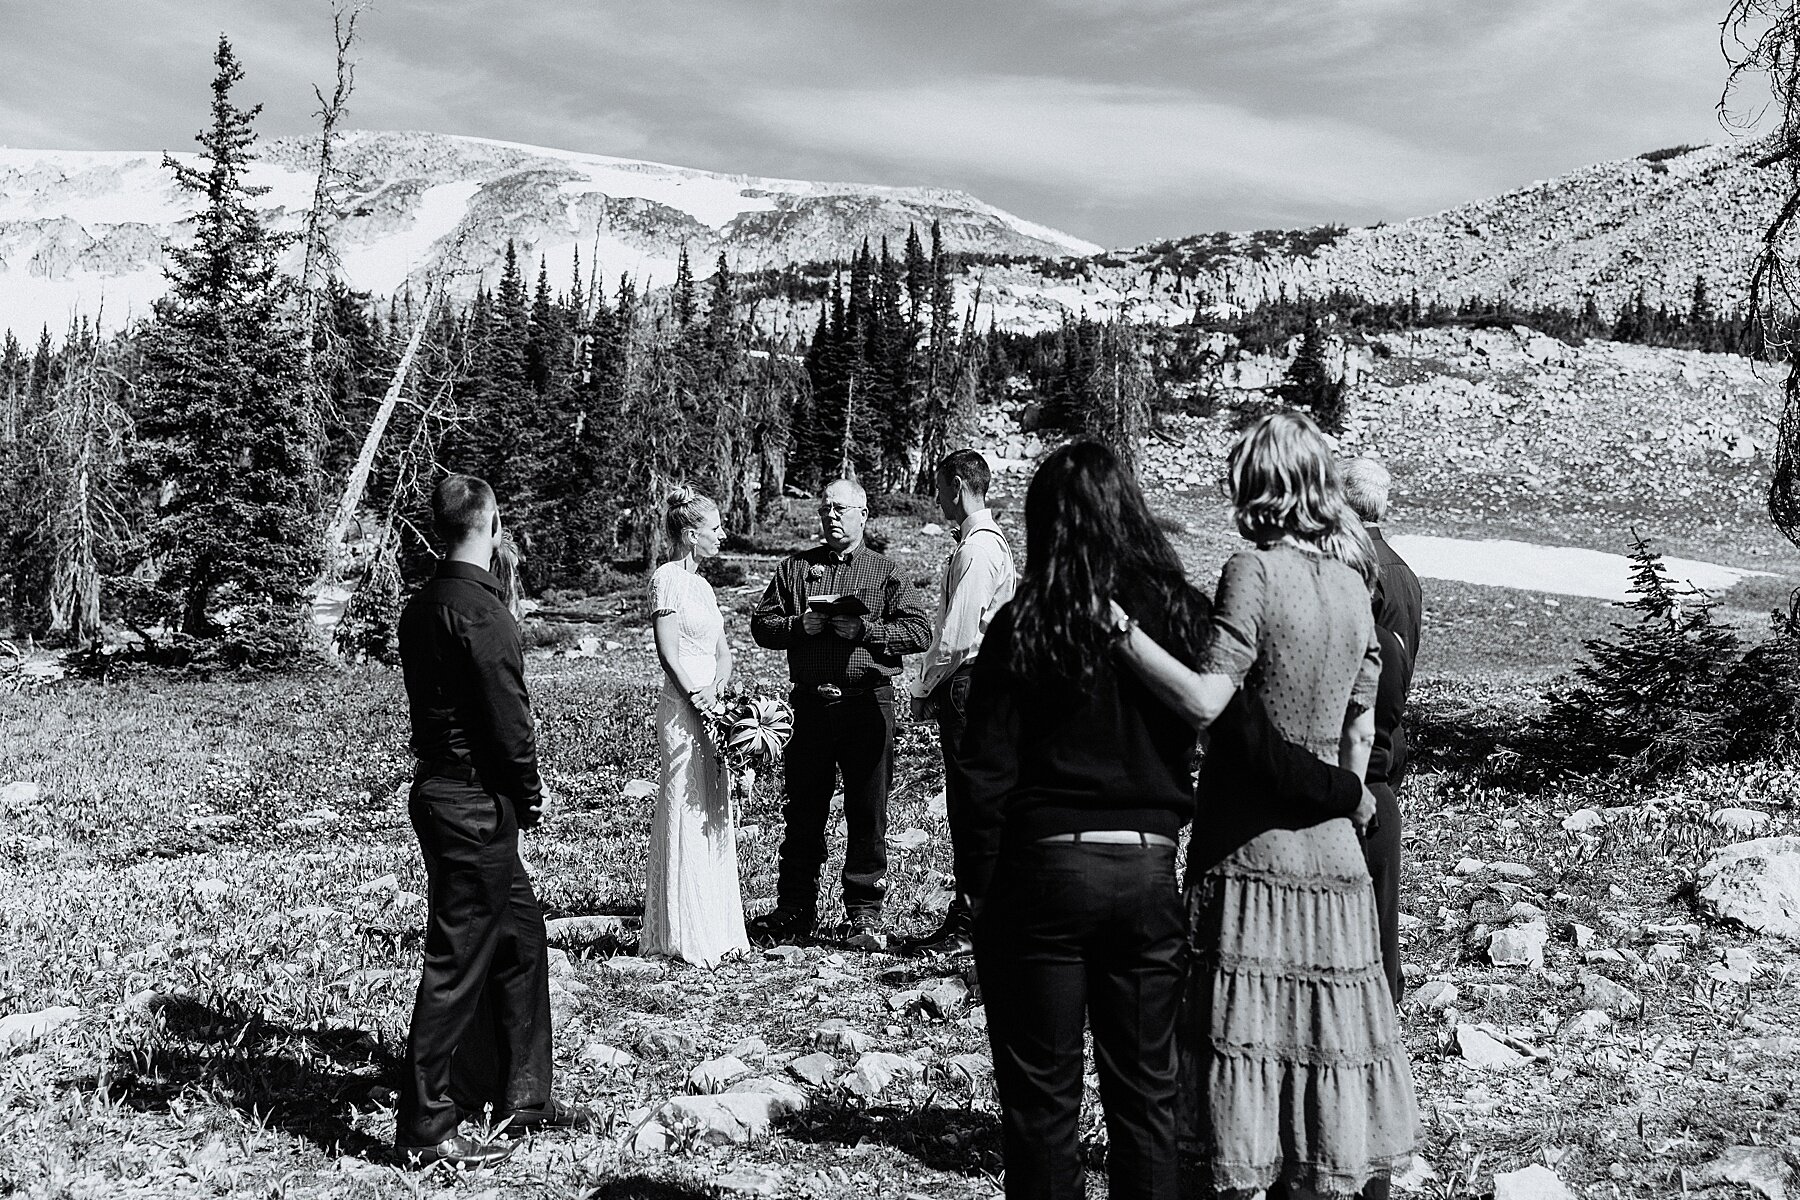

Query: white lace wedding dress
[642,561,749,967]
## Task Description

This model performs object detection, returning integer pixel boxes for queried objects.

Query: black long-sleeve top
[750,542,932,687]
[954,590,1202,899]
[398,560,543,826]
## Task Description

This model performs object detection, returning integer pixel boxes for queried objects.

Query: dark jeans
[1360,781,1403,1005]
[974,840,1185,1200]
[934,669,975,931]
[777,687,895,915]
[398,776,553,1146]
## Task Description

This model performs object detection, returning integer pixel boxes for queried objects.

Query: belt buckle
[816,683,843,700]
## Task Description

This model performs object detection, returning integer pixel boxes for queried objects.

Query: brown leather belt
[1036,830,1176,847]
[414,759,481,785]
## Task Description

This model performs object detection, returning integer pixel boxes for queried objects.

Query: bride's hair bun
[664,486,718,545]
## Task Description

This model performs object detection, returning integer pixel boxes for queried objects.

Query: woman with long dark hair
[956,441,1351,1200]
[1112,412,1418,1200]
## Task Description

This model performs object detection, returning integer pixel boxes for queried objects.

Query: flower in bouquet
[704,691,794,798]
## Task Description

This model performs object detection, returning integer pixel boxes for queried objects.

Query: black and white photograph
[3,2,1800,1196]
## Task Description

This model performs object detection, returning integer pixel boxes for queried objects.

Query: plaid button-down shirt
[750,542,932,688]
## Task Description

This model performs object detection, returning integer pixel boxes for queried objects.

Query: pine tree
[1535,533,1740,778]
[671,246,697,329]
[1278,309,1349,434]
[129,37,320,656]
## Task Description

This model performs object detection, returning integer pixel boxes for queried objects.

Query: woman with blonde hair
[1112,411,1417,1199]
[644,487,749,966]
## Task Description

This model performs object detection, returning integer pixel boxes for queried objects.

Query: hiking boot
[837,908,888,950]
[897,917,974,957]
[747,905,816,946]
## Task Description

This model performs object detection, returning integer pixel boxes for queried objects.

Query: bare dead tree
[299,0,365,354]
[35,326,133,644]
[1723,3,1800,542]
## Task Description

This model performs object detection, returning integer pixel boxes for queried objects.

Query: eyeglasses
[817,503,865,516]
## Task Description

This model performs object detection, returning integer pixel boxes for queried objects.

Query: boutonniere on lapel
[805,563,827,584]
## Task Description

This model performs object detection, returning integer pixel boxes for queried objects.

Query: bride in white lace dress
[643,488,750,967]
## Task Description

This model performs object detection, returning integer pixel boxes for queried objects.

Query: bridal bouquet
[703,689,794,800]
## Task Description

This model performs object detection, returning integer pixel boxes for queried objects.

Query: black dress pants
[974,839,1185,1200]
[398,775,553,1146]
[1359,781,1403,1005]
[777,687,895,915]
[933,668,975,931]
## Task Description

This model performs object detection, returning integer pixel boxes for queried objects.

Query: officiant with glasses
[749,478,932,944]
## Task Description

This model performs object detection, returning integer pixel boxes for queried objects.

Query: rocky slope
[0,130,1099,336]
[975,139,1791,331]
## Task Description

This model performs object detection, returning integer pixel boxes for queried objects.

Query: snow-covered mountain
[0,129,1101,337]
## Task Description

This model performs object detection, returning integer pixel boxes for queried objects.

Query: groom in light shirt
[901,449,1017,956]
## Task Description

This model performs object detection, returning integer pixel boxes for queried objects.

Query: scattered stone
[728,1036,770,1064]
[620,779,657,801]
[1560,809,1605,833]
[546,915,631,945]
[810,1019,871,1054]
[1569,923,1595,949]
[0,781,42,808]
[638,1028,701,1058]
[840,1051,926,1098]
[689,1055,751,1094]
[287,905,343,922]
[940,1053,993,1089]
[787,1052,842,1087]
[1506,901,1547,922]
[1454,858,1486,876]
[1581,973,1641,1016]
[716,1166,787,1196]
[1488,920,1549,969]
[657,1091,804,1146]
[763,944,806,964]
[547,948,575,977]
[1686,1145,1790,1200]
[887,989,923,1012]
[1710,808,1775,836]
[357,874,400,895]
[886,827,930,852]
[725,1077,809,1112]
[1644,920,1704,940]
[1489,862,1537,880]
[1410,980,1460,1012]
[0,1006,80,1052]
[1647,942,1683,964]
[1559,1009,1612,1042]
[1493,1163,1577,1200]
[191,878,228,900]
[1455,1024,1529,1071]
[628,1119,673,1155]
[1583,948,1625,964]
[1707,946,1762,986]
[579,1042,637,1070]
[922,977,971,1018]
[1393,1154,1440,1194]
[1697,837,1800,940]
[600,956,666,979]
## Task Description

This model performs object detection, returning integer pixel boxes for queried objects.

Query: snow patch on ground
[1387,534,1774,601]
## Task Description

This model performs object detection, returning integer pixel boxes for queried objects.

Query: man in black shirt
[394,475,586,1168]
[749,478,932,944]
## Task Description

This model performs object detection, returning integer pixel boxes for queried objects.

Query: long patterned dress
[642,561,749,967]
[1180,543,1419,1197]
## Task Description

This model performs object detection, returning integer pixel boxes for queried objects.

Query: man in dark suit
[394,475,590,1167]
[1342,457,1421,1005]
[1343,457,1422,659]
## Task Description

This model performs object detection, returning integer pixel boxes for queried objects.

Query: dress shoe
[397,1133,515,1170]
[899,922,974,957]
[834,908,888,949]
[747,905,816,946]
[495,1097,604,1137]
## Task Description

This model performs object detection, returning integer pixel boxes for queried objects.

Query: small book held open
[806,593,870,617]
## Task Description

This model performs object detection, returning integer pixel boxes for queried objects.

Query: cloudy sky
[0,0,1765,248]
